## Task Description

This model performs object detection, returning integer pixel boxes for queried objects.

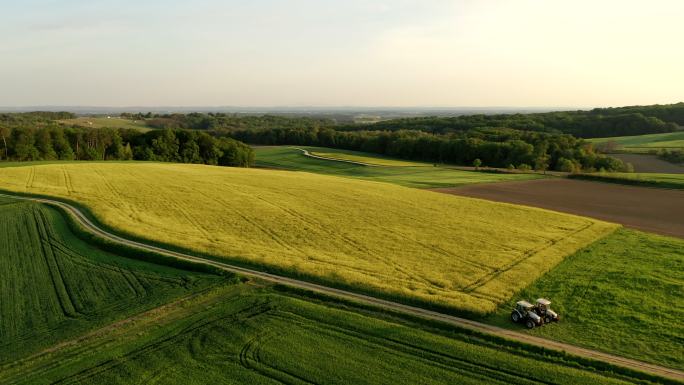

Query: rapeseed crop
[0,163,617,314]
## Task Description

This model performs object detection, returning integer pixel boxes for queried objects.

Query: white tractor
[511,298,559,328]
[533,298,559,324]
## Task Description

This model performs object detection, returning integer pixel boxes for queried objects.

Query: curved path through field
[1,192,682,382]
[295,147,378,166]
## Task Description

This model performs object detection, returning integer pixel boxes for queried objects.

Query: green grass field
[255,146,541,188]
[58,117,152,131]
[0,197,227,363]
[0,283,663,385]
[589,131,684,153]
[569,172,684,189]
[490,229,684,370]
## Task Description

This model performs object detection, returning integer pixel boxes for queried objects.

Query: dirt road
[1,192,682,381]
[435,178,684,239]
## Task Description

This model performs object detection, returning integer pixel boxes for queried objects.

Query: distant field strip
[0,163,617,314]
[58,117,152,131]
[256,146,541,188]
[590,131,684,152]
[570,172,684,189]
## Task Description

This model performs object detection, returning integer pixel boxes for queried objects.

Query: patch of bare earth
[433,178,684,238]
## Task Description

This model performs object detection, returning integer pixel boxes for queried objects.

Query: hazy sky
[1,0,682,107]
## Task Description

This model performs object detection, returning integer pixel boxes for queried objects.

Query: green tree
[534,155,549,174]
[557,157,579,173]
[472,158,482,169]
[12,129,39,161]
[118,143,131,160]
[151,129,180,161]
[0,125,10,160]
[36,129,57,160]
[52,128,74,160]
[197,133,222,165]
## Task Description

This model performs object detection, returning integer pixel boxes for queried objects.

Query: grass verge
[489,229,684,370]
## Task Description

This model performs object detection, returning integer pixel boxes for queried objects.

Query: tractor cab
[534,298,559,323]
[515,300,534,313]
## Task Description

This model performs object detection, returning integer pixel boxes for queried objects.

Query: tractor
[511,298,560,328]
[511,300,542,328]
[533,298,559,323]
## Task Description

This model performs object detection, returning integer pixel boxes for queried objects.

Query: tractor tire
[544,316,551,324]
[511,311,520,323]
[525,320,535,329]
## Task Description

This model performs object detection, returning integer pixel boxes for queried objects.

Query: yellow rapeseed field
[0,163,617,314]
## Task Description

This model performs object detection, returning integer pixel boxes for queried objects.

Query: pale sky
[1,0,682,107]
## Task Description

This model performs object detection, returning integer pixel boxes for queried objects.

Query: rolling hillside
[0,162,616,315]
[255,146,541,188]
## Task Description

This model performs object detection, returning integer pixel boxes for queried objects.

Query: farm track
[1,192,682,382]
[295,148,378,166]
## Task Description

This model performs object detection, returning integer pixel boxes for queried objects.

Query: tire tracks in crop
[62,166,74,195]
[24,166,36,190]
[1,192,681,382]
[461,220,595,294]
[33,207,82,318]
[270,311,549,385]
[192,188,309,259]
[249,192,423,285]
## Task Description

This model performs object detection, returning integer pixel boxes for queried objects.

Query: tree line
[659,149,684,164]
[230,126,626,172]
[336,110,679,138]
[123,103,684,139]
[124,112,333,132]
[0,125,254,167]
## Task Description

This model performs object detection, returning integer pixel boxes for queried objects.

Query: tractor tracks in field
[1,192,682,382]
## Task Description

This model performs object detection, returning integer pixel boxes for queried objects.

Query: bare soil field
[611,153,684,173]
[434,178,684,238]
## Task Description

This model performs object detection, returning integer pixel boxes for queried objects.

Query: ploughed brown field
[434,178,684,238]
[610,153,684,174]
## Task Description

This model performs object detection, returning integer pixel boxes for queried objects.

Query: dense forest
[591,103,684,126]
[336,110,680,138]
[128,103,683,139]
[4,103,682,171]
[123,103,684,138]
[0,113,253,166]
[231,127,625,172]
[122,112,333,132]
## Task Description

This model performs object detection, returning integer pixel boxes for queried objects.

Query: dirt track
[435,178,684,238]
[1,192,683,381]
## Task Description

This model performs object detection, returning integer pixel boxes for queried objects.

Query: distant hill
[336,102,684,138]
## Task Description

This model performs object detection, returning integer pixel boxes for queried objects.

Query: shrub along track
[0,192,681,382]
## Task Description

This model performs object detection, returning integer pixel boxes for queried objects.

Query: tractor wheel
[544,316,551,324]
[525,320,535,329]
[511,311,520,323]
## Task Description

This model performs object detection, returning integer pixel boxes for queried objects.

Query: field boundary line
[1,192,682,382]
